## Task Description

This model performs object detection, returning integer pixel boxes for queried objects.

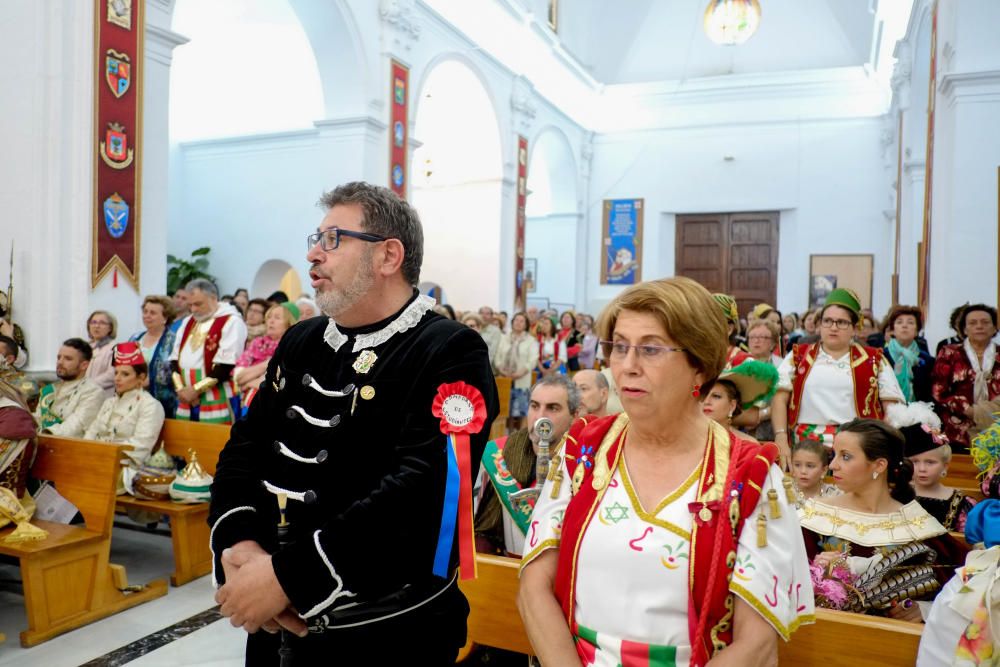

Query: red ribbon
[432,381,487,580]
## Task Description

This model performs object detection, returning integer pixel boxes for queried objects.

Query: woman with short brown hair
[519,277,813,667]
[883,304,934,403]
[128,295,178,417]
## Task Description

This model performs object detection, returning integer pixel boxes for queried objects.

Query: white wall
[525,213,581,308]
[0,2,183,371]
[584,118,892,318]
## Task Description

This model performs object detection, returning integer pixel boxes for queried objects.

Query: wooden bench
[115,419,230,586]
[948,453,985,500]
[457,554,923,665]
[0,436,167,647]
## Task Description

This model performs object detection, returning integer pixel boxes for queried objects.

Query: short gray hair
[185,278,218,298]
[531,374,581,415]
[318,181,424,286]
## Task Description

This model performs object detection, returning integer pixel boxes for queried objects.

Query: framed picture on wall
[526,297,549,311]
[524,258,537,294]
[808,254,873,311]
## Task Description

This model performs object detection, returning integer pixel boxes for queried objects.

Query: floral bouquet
[809,559,859,610]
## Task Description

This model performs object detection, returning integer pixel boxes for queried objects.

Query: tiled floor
[0,524,245,666]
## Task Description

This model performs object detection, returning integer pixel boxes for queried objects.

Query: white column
[925,1,1000,345]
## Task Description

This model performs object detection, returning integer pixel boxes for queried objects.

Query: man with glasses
[170,278,247,424]
[210,181,498,665]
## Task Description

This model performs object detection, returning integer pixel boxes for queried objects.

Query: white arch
[288,0,369,118]
[527,126,578,216]
[411,58,505,310]
[252,259,302,301]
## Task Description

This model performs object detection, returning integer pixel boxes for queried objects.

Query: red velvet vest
[552,414,777,666]
[787,342,885,425]
[179,314,231,370]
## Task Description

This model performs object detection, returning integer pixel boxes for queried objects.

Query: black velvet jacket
[208,294,498,627]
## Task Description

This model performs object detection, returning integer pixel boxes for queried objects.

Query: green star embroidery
[603,501,629,524]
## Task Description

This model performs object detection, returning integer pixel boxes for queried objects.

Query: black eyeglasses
[307,228,387,252]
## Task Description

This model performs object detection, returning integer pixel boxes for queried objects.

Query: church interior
[0,0,999,665]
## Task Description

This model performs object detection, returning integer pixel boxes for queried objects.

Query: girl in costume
[771,288,904,466]
[519,277,814,667]
[700,357,779,445]
[888,402,977,532]
[790,440,839,504]
[84,342,165,470]
[557,311,583,372]
[800,419,968,622]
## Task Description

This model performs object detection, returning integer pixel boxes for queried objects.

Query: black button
[329,415,341,427]
[316,450,328,463]
[341,383,355,394]
[303,490,318,504]
[301,373,313,387]
[286,408,297,420]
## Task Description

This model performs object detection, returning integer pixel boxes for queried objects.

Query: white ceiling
[555,0,877,84]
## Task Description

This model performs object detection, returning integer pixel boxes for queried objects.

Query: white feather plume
[885,401,942,430]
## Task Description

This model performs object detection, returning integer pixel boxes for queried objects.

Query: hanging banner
[92,0,143,290]
[601,198,643,285]
[514,136,528,311]
[389,60,409,199]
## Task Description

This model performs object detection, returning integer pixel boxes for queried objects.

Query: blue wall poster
[601,198,643,285]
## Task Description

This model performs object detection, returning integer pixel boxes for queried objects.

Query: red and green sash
[553,414,776,667]
[481,436,534,535]
[787,342,885,426]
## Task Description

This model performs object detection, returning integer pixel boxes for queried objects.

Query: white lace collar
[797,498,946,547]
[323,295,436,353]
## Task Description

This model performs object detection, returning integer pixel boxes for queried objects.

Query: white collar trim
[323,295,436,353]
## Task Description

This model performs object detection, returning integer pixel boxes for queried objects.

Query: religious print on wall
[600,198,643,285]
[389,60,409,200]
[92,0,143,290]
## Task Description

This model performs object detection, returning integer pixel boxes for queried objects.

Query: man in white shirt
[34,338,105,437]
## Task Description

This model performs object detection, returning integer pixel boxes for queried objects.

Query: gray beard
[315,252,375,319]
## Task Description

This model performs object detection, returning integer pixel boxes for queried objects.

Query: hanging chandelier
[703,0,762,46]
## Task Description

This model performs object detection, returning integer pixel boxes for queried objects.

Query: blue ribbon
[432,434,460,578]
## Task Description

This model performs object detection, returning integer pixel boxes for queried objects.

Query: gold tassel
[756,513,768,548]
[768,488,781,519]
[782,474,797,504]
[547,455,561,481]
[728,492,740,533]
[551,468,564,498]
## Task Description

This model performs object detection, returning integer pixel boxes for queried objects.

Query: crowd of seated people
[2,272,1000,662]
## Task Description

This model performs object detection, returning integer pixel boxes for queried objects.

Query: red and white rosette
[431,381,487,580]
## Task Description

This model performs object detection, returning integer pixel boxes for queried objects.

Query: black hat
[900,423,947,457]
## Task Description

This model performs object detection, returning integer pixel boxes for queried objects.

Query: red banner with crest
[389,60,409,200]
[514,136,528,311]
[92,0,143,289]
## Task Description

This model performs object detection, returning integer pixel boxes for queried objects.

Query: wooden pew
[457,554,924,665]
[948,453,985,500]
[115,419,230,586]
[0,436,167,647]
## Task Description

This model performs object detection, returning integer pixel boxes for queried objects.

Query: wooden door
[676,212,779,318]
